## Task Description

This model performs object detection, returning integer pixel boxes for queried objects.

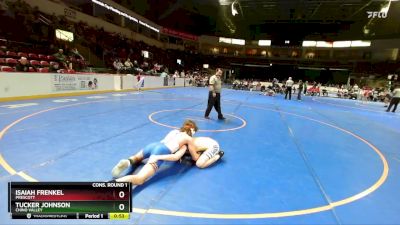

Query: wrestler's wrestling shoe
[111,159,130,178]
[218,150,224,159]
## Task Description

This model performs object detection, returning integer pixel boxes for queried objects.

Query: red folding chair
[18,52,28,58]
[6,58,18,65]
[38,67,49,73]
[30,60,40,66]
[40,61,50,67]
[47,55,55,61]
[38,54,46,60]
[6,51,17,57]
[28,53,38,59]
[1,66,14,72]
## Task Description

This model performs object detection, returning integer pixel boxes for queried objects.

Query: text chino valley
[14,202,71,213]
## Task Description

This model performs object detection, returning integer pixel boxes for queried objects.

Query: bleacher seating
[37,67,49,73]
[6,58,17,65]
[40,61,49,67]
[30,60,40,66]
[50,61,59,67]
[38,54,46,60]
[6,51,17,58]
[18,52,28,58]
[28,53,38,59]
[1,66,14,72]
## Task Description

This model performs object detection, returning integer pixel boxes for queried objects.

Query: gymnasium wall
[0,73,187,100]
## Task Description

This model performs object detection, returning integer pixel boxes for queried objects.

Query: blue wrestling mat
[0,87,399,225]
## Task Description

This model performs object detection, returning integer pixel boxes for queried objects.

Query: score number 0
[119,191,125,211]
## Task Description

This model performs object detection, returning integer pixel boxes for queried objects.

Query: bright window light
[351,40,371,47]
[298,67,326,70]
[141,50,149,58]
[231,38,245,45]
[219,37,231,44]
[329,68,349,71]
[219,37,245,45]
[333,41,352,48]
[258,40,271,46]
[316,41,333,48]
[55,29,74,42]
[302,41,316,47]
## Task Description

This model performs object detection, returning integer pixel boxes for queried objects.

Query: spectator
[69,47,84,60]
[297,80,303,101]
[124,58,133,68]
[173,70,179,78]
[113,58,124,74]
[49,62,59,73]
[160,69,168,78]
[303,81,308,95]
[53,49,68,69]
[124,58,133,73]
[15,57,32,72]
[383,89,391,107]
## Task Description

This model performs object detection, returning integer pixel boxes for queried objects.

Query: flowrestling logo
[367,11,388,18]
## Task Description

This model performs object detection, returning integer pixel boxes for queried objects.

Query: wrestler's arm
[186,137,201,161]
[149,145,187,162]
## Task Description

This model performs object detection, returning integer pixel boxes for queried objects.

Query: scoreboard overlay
[8,182,131,220]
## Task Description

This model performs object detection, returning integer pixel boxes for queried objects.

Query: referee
[205,68,225,120]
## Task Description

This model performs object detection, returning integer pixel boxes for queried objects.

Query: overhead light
[351,40,371,47]
[244,64,271,67]
[285,40,290,44]
[219,37,231,44]
[380,0,392,13]
[91,0,159,32]
[333,41,351,48]
[298,67,326,70]
[316,41,333,48]
[302,41,316,47]
[258,40,271,46]
[329,68,349,71]
[218,0,231,6]
[231,2,238,16]
[231,38,245,45]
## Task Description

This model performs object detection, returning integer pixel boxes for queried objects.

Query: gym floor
[0,87,399,225]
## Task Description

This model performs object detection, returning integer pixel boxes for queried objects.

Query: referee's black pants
[205,92,223,118]
[285,87,292,100]
[387,97,400,112]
